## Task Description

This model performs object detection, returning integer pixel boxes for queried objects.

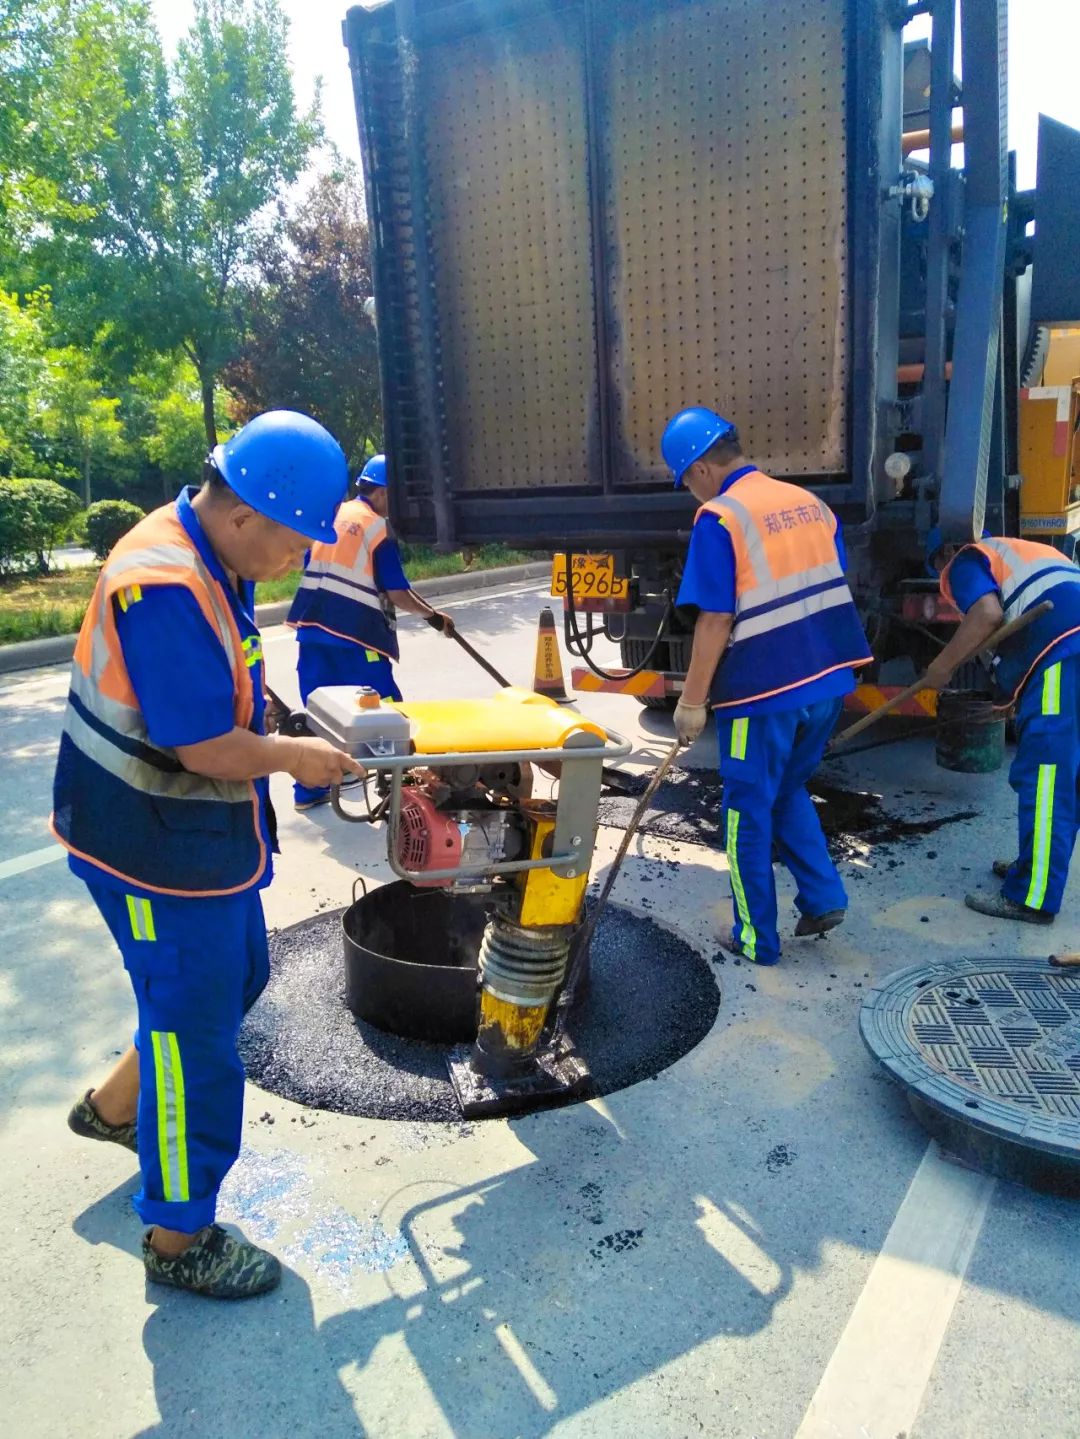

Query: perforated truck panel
[423,14,600,492]
[602,0,849,482]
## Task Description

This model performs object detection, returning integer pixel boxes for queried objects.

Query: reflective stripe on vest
[940,538,1080,702]
[51,502,267,896]
[697,472,870,708]
[287,499,399,658]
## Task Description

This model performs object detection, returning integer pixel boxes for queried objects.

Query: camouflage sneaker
[143,1224,282,1300]
[67,1090,138,1153]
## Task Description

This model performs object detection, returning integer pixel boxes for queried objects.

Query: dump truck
[344,0,1080,709]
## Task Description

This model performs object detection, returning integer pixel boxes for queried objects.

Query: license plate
[551,553,629,602]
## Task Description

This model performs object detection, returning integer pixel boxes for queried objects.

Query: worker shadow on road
[314,1098,801,1437]
[71,1091,804,1438]
[69,1056,1080,1437]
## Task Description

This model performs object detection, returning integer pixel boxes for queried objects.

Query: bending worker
[925,528,1080,924]
[286,452,453,811]
[663,406,871,965]
[54,410,363,1300]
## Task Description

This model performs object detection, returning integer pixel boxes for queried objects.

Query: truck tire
[619,637,677,711]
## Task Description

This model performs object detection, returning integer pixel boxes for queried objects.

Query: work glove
[425,610,456,637]
[674,699,709,747]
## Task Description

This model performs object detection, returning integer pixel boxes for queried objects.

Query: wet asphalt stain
[597,766,977,863]
[240,903,720,1124]
[765,1144,798,1174]
[590,1229,644,1260]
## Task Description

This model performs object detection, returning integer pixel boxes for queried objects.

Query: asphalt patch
[240,903,719,1123]
[596,766,976,861]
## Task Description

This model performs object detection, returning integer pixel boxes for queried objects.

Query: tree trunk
[200,369,218,448]
[83,447,91,508]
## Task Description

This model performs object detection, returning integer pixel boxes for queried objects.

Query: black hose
[564,548,674,682]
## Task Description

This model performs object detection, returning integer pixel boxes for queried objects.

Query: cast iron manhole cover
[240,903,720,1123]
[861,959,1080,1195]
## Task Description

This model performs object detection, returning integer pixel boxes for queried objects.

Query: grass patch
[0,567,100,645]
[254,543,533,605]
[0,544,537,646]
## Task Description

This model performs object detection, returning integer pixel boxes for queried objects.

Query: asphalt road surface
[1,579,1077,1439]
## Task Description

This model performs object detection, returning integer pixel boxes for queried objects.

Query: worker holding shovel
[286,453,454,811]
[925,529,1080,924]
[662,406,872,965]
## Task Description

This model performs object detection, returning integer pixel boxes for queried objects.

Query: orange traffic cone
[533,606,573,704]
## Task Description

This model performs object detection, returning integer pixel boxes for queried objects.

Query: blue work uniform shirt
[946,545,1080,669]
[68,486,277,895]
[298,496,410,654]
[677,466,856,716]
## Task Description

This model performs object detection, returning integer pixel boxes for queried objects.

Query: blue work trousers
[295,639,402,805]
[87,883,269,1232]
[717,697,847,964]
[1001,655,1080,915]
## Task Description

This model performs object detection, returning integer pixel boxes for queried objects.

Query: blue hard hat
[210,410,348,543]
[661,406,737,487]
[359,454,388,488]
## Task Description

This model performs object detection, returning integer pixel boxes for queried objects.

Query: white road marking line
[0,844,64,883]
[796,1141,995,1439]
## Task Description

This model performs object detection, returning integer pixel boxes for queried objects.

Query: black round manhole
[240,903,720,1122]
[861,959,1080,1196]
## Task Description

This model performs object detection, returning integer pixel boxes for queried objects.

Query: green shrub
[85,499,145,561]
[0,477,81,573]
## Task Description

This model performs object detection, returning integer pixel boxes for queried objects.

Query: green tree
[224,164,381,469]
[39,345,124,505]
[0,1,134,273]
[0,288,47,474]
[0,474,80,572]
[39,0,319,446]
[143,360,227,496]
[85,497,144,560]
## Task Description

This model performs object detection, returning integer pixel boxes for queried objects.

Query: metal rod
[902,121,963,155]
[830,599,1053,749]
[920,0,958,484]
[415,599,514,688]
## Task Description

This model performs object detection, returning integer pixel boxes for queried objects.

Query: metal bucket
[935,689,1006,773]
[342,881,487,1042]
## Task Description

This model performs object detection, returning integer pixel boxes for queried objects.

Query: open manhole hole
[240,901,719,1122]
[861,959,1080,1196]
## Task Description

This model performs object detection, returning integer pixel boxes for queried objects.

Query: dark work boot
[794,909,846,938]
[143,1224,282,1300]
[67,1090,138,1153]
[964,892,1054,925]
[991,859,1016,880]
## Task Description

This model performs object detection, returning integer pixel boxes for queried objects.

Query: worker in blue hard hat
[54,409,364,1300]
[925,525,1080,924]
[662,405,872,965]
[286,452,454,811]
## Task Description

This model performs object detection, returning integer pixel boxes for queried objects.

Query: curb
[0,561,552,677]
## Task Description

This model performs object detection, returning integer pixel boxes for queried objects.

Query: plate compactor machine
[302,684,631,1117]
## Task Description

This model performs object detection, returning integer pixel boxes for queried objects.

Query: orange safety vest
[287,498,399,659]
[940,537,1080,700]
[51,503,267,896]
[696,470,871,708]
